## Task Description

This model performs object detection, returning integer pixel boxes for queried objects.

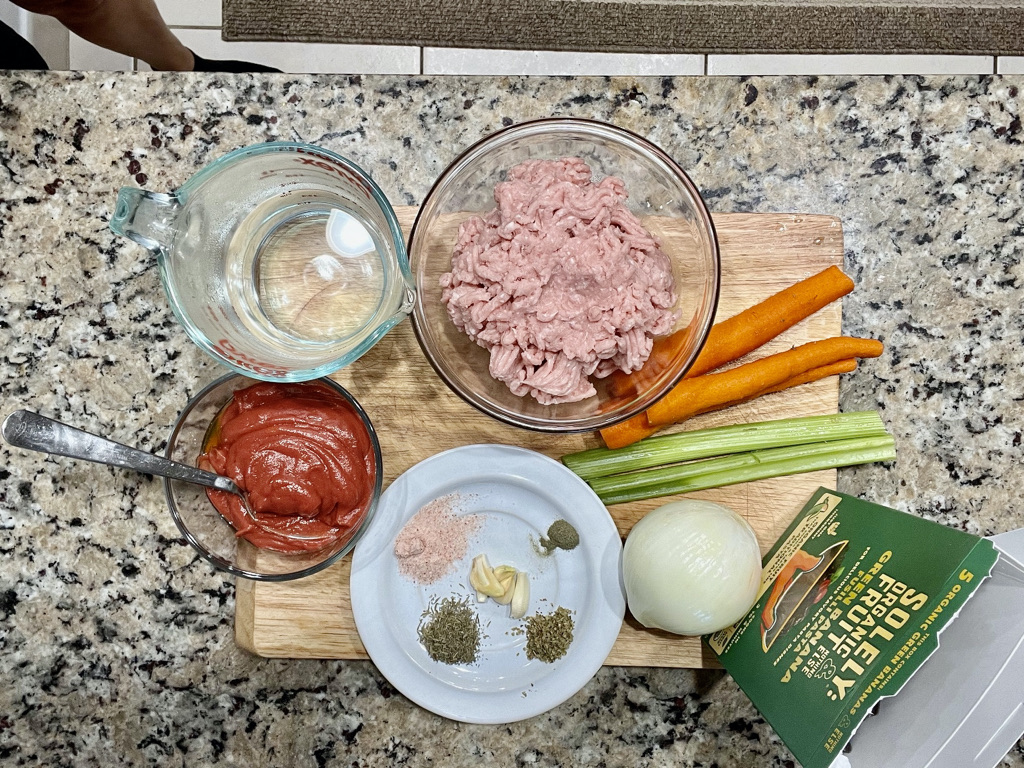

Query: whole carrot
[703,358,858,413]
[607,265,855,397]
[646,337,883,428]
[686,266,856,379]
[600,357,862,449]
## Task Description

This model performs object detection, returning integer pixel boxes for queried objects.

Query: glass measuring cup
[110,142,415,381]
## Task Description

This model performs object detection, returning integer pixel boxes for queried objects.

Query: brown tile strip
[221,0,1024,56]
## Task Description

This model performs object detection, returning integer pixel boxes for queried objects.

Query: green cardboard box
[707,488,1017,768]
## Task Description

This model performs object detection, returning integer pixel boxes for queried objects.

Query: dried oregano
[417,595,481,664]
[524,606,575,663]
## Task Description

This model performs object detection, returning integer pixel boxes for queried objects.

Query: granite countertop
[0,72,1021,767]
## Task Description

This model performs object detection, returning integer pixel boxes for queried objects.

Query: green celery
[563,412,888,481]
[593,435,897,505]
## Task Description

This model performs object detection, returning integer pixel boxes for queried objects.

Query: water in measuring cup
[226,195,402,359]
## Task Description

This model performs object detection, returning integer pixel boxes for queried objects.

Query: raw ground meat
[440,157,678,405]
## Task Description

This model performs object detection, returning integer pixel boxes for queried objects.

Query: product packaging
[708,488,1024,768]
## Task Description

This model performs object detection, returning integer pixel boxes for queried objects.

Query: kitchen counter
[0,71,1021,767]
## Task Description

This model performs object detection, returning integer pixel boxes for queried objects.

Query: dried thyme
[417,595,482,665]
[524,606,575,662]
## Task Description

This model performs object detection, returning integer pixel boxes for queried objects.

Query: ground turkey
[440,157,678,404]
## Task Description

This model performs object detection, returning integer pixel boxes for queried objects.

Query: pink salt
[394,495,482,584]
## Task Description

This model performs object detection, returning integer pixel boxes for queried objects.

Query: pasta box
[706,488,1024,768]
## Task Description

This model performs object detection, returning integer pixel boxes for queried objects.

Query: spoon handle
[2,409,236,493]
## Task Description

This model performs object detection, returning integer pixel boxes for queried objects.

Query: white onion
[622,499,763,635]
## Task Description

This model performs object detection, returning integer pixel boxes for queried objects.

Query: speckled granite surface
[0,72,1022,767]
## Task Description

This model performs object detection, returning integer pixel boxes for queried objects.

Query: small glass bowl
[408,117,721,433]
[164,373,383,581]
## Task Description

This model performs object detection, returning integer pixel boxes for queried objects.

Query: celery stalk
[593,435,897,505]
[563,412,888,481]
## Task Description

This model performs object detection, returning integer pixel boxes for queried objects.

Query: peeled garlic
[468,555,530,618]
[469,554,505,598]
[494,564,517,584]
[509,571,530,619]
[494,566,517,605]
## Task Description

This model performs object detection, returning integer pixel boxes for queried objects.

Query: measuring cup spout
[109,187,181,253]
[397,282,416,316]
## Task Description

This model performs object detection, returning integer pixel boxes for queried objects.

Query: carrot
[607,266,855,397]
[599,357,861,450]
[687,266,856,379]
[599,411,660,450]
[646,337,883,428]
[704,358,858,413]
[754,357,857,393]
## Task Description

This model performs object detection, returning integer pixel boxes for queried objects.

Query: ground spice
[539,519,580,554]
[394,494,482,584]
[417,595,482,665]
[524,606,575,663]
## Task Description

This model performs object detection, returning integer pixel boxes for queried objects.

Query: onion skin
[622,499,763,635]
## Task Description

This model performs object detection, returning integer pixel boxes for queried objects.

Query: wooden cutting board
[235,208,845,668]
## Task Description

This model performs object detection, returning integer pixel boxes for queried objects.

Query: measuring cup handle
[109,187,181,254]
[1,410,233,493]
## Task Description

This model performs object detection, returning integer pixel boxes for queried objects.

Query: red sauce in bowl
[199,381,377,553]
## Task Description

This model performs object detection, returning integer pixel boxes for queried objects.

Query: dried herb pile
[524,606,575,663]
[417,596,481,664]
[539,519,580,554]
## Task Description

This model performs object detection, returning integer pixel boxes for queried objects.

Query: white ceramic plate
[350,444,625,724]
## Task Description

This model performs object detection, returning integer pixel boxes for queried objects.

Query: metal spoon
[1,409,260,526]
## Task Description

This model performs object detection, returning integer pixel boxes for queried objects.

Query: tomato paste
[199,381,377,553]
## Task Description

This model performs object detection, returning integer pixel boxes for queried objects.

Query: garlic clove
[469,554,505,598]
[509,571,530,619]
[469,554,489,592]
[493,565,517,582]
[494,569,517,605]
